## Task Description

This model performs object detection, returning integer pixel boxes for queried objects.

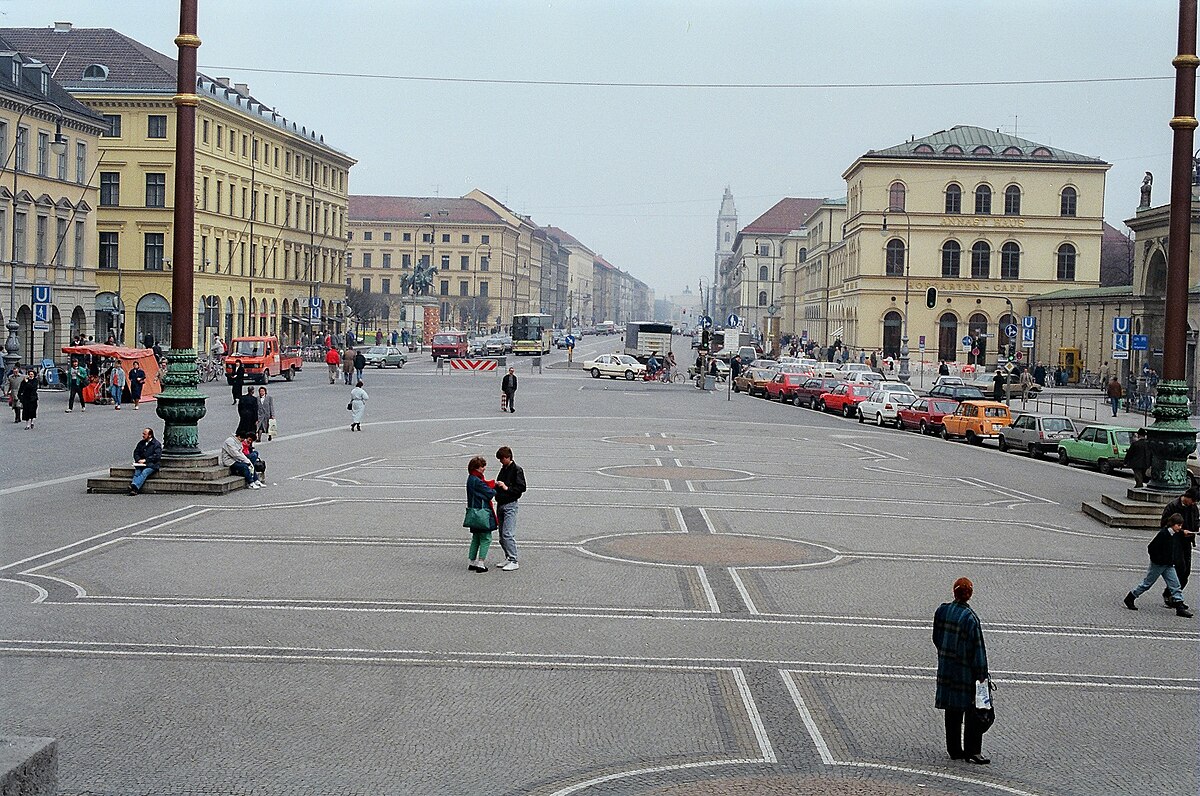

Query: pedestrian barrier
[450,359,499,372]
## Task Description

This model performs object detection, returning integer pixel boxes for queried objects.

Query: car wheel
[857,409,865,424]
[919,421,929,435]
[998,436,1008,452]
[590,368,600,379]
[1057,449,1070,465]
[792,395,802,407]
[876,413,885,427]
[816,399,825,412]
[283,367,294,382]
[1098,458,1114,475]
[966,430,980,445]
[733,383,741,393]
[376,363,384,369]
[624,371,635,380]
[1030,445,1043,459]
[843,404,853,418]
[941,427,951,441]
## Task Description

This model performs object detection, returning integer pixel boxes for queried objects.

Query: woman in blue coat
[465,455,499,572]
[933,577,990,764]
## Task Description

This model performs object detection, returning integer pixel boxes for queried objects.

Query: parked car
[792,377,842,408]
[362,346,408,368]
[897,397,963,434]
[733,367,775,396]
[736,346,757,365]
[857,388,919,427]
[970,370,1041,397]
[484,336,506,356]
[1056,425,1138,473]
[928,383,987,401]
[468,337,488,356]
[765,372,808,402]
[941,400,1013,444]
[748,359,779,371]
[583,353,646,380]
[817,383,876,417]
[999,414,1077,457]
[931,375,966,388]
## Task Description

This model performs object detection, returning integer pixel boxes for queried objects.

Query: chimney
[53,21,73,32]
[215,76,231,88]
[234,82,249,96]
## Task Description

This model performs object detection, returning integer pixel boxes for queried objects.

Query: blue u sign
[32,285,51,304]
[1112,316,1131,334]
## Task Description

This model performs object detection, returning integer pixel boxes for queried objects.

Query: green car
[1056,425,1138,474]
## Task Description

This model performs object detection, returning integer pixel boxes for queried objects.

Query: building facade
[713,187,737,320]
[839,125,1110,365]
[0,39,104,365]
[783,198,846,345]
[2,24,355,351]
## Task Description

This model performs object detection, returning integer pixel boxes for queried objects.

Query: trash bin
[704,375,715,391]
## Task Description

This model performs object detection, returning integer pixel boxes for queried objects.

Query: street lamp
[880,207,912,384]
[4,101,68,373]
[473,242,491,334]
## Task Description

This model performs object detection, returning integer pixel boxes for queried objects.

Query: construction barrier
[449,359,499,372]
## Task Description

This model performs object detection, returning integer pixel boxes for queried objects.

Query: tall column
[157,0,207,455]
[1149,0,1198,491]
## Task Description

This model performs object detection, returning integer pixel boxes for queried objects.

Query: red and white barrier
[449,359,498,372]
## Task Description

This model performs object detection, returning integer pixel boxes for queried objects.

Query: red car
[817,383,875,418]
[765,372,807,402]
[792,377,842,408]
[897,396,962,434]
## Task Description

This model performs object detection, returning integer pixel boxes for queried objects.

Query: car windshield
[432,334,460,345]
[932,401,960,412]
[1113,431,1135,447]
[1042,418,1073,432]
[367,347,387,355]
[983,407,1009,418]
[851,386,874,396]
[616,355,640,365]
[884,384,914,393]
[233,341,263,356]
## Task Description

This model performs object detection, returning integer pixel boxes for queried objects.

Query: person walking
[938,360,950,377]
[353,348,367,383]
[236,387,259,437]
[1159,487,1198,607]
[325,346,340,384]
[375,330,383,346]
[1106,376,1123,417]
[128,361,147,410]
[211,334,226,359]
[65,359,88,412]
[933,577,991,764]
[465,455,499,572]
[256,385,276,441]
[1033,362,1047,387]
[6,365,22,422]
[128,427,163,495]
[220,431,263,489]
[342,349,354,385]
[1124,428,1153,489]
[348,380,368,431]
[991,370,1005,402]
[230,362,245,405]
[109,363,126,410]
[17,369,39,429]
[1018,368,1034,399]
[501,366,517,413]
[494,446,526,571]
[1124,514,1194,617]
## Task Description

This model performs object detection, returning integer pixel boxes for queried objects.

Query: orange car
[940,400,1012,445]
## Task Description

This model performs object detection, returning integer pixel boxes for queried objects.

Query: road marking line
[287,457,377,480]
[0,578,48,602]
[23,573,87,597]
[731,667,777,762]
[727,568,759,614]
[0,505,196,572]
[695,567,719,613]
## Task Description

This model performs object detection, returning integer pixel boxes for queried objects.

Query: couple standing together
[464,447,526,572]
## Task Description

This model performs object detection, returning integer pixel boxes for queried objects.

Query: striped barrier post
[449,359,499,372]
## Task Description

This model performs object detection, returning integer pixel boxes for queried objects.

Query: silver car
[998,413,1076,457]
[363,346,408,368]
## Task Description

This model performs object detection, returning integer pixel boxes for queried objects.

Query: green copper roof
[864,125,1108,165]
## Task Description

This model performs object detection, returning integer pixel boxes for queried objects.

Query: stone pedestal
[1147,378,1197,492]
[87,454,245,495]
[156,347,208,456]
[422,302,440,343]
[0,736,56,796]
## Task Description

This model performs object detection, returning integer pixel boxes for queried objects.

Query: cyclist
[665,351,677,380]
[646,353,660,379]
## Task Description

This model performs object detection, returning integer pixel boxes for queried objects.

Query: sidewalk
[1007,386,1188,428]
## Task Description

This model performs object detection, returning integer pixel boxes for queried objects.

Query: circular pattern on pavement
[601,464,750,481]
[603,435,716,447]
[588,532,838,567]
[630,775,961,795]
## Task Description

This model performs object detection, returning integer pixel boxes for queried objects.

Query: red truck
[431,330,468,360]
[225,336,302,384]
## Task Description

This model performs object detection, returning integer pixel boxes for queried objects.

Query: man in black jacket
[494,446,526,571]
[1125,513,1193,617]
[129,427,163,495]
[501,367,517,414]
[1123,428,1153,488]
[1160,487,1199,607]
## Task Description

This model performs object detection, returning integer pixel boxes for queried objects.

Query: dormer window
[972,145,994,155]
[913,144,934,154]
[1001,146,1022,156]
[40,71,48,95]
[11,61,19,85]
[82,64,109,81]
[943,145,964,154]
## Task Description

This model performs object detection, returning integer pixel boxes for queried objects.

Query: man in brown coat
[1106,377,1123,417]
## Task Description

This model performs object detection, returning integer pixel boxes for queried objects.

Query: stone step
[1081,500,1161,528]
[87,475,245,495]
[1100,493,1164,515]
[160,454,221,470]
[108,465,229,481]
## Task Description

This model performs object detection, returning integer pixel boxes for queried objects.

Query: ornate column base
[155,347,208,456]
[897,338,911,384]
[1147,379,1197,492]
[4,318,21,371]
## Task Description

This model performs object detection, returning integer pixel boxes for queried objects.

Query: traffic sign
[918,335,926,350]
[564,334,576,348]
[726,313,741,327]
[961,335,972,348]
[699,315,713,329]
[1022,315,1036,330]
[1132,334,1149,351]
[767,304,779,316]
[1113,317,1131,334]
[309,307,321,321]
[1112,350,1130,360]
[32,285,51,304]
[33,304,50,323]
[309,296,321,308]
[1004,323,1019,339]
[1021,327,1035,348]
[32,322,49,333]
[1113,332,1130,351]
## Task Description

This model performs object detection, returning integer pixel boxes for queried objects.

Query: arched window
[758,265,769,281]
[224,297,234,342]
[1001,146,1022,157]
[758,291,768,307]
[943,144,964,154]
[888,181,906,211]
[724,232,730,243]
[913,144,935,154]
[944,183,962,214]
[974,184,992,214]
[1060,186,1077,217]
[938,313,959,362]
[1056,243,1077,281]
[135,293,172,347]
[1000,242,1020,279]
[798,247,807,263]
[82,64,109,81]
[998,313,1017,351]
[1003,185,1021,215]
[883,311,902,358]
[969,312,989,364]
[237,297,246,336]
[971,241,991,278]
[885,238,905,277]
[941,240,961,277]
[1031,147,1053,159]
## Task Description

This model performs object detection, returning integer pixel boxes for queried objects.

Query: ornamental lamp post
[473,242,491,335]
[3,101,68,374]
[881,208,912,384]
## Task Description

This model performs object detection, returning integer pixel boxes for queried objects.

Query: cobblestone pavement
[1,338,1196,795]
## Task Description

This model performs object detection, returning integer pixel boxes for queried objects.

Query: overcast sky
[1,1,1184,297]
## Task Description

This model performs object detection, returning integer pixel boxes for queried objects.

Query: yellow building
[839,125,1110,365]
[3,24,355,351]
[0,40,104,365]
[782,198,846,344]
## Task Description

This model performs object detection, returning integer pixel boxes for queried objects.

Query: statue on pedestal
[1139,172,1153,208]
[402,259,438,296]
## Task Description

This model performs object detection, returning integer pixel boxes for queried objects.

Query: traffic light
[925,287,938,309]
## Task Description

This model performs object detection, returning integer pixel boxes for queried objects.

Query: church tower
[714,187,737,319]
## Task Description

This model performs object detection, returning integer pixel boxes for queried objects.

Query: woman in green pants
[465,455,500,572]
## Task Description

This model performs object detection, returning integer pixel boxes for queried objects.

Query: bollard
[435,357,444,374]
[531,355,542,374]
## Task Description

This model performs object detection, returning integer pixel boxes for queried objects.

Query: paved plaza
[1,337,1196,795]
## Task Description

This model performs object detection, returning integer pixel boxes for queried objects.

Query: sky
[0,1,1185,298]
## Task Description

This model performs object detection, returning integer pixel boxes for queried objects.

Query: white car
[932,375,966,388]
[584,354,646,380]
[844,371,885,385]
[857,387,919,427]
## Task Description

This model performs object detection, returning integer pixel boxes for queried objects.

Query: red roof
[542,225,590,250]
[740,198,827,235]
[349,196,504,224]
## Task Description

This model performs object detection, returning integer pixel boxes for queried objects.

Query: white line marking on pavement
[781,669,835,764]
[672,507,686,531]
[732,667,777,763]
[727,568,759,614]
[697,507,717,533]
[783,667,1200,692]
[0,578,48,602]
[21,537,129,576]
[546,759,763,796]
[287,457,377,480]
[695,567,719,613]
[23,573,87,597]
[0,506,196,572]
[0,469,109,497]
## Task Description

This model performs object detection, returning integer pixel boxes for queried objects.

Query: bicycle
[1078,371,1102,390]
[197,356,224,383]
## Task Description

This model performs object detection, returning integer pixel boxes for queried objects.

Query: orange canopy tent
[62,344,162,403]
